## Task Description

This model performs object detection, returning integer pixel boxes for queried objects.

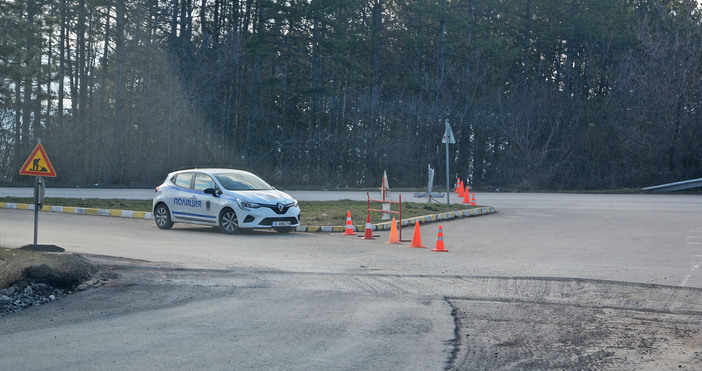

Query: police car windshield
[214,172,273,191]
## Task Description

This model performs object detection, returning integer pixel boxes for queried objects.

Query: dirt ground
[0,245,97,290]
[0,246,97,314]
[0,246,96,288]
[448,298,702,369]
[2,250,702,369]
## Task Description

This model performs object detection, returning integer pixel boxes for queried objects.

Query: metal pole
[33,137,41,245]
[33,176,38,245]
[445,120,450,205]
[399,194,402,241]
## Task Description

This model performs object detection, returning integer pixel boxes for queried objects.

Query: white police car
[153,168,300,233]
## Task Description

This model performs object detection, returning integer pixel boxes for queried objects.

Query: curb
[0,202,154,220]
[1,202,495,232]
[295,206,496,232]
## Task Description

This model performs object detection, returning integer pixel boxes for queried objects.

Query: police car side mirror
[204,188,219,197]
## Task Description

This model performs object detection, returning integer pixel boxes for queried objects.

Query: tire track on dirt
[681,227,702,287]
[36,259,702,370]
[265,272,702,369]
[266,273,702,315]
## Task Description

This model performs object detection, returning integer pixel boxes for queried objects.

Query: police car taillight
[155,187,159,193]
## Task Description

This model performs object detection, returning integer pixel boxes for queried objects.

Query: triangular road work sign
[442,122,456,144]
[19,143,57,177]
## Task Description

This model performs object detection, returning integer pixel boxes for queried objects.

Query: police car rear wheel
[154,203,173,229]
[219,209,239,234]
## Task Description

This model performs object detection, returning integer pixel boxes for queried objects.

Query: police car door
[169,172,195,221]
[192,172,220,223]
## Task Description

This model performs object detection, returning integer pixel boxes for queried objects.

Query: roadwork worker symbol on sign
[19,144,57,177]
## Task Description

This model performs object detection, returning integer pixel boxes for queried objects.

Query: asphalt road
[1,191,701,369]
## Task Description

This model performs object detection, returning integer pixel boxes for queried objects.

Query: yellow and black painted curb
[1,202,495,232]
[1,202,153,220]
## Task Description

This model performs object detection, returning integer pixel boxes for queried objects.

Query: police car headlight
[237,199,260,209]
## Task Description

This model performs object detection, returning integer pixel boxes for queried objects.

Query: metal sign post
[19,138,56,246]
[441,120,456,205]
[33,176,43,245]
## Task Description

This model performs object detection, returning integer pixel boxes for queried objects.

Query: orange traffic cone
[454,178,462,194]
[431,225,448,252]
[471,193,476,206]
[362,212,375,240]
[462,185,471,204]
[457,181,465,197]
[408,220,426,248]
[386,217,401,244]
[342,210,357,235]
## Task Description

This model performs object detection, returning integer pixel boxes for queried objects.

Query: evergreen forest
[1,0,701,190]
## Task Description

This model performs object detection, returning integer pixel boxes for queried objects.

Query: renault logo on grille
[277,203,284,212]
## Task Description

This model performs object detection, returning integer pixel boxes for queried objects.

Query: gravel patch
[0,281,67,316]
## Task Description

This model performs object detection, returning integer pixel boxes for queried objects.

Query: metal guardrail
[642,178,702,192]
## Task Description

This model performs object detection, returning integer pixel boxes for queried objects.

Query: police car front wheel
[219,209,240,234]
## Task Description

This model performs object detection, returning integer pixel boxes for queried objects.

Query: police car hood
[226,189,295,205]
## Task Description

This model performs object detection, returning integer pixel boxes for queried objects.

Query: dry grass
[300,200,479,226]
[0,248,97,290]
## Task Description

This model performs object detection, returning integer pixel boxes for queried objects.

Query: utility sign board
[19,143,57,177]
[442,122,456,144]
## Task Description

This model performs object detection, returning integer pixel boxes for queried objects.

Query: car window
[173,173,194,188]
[194,173,216,192]
[214,172,273,191]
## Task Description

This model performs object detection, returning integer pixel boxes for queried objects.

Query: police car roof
[170,168,253,175]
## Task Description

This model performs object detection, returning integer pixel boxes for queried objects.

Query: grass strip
[1,197,480,226]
